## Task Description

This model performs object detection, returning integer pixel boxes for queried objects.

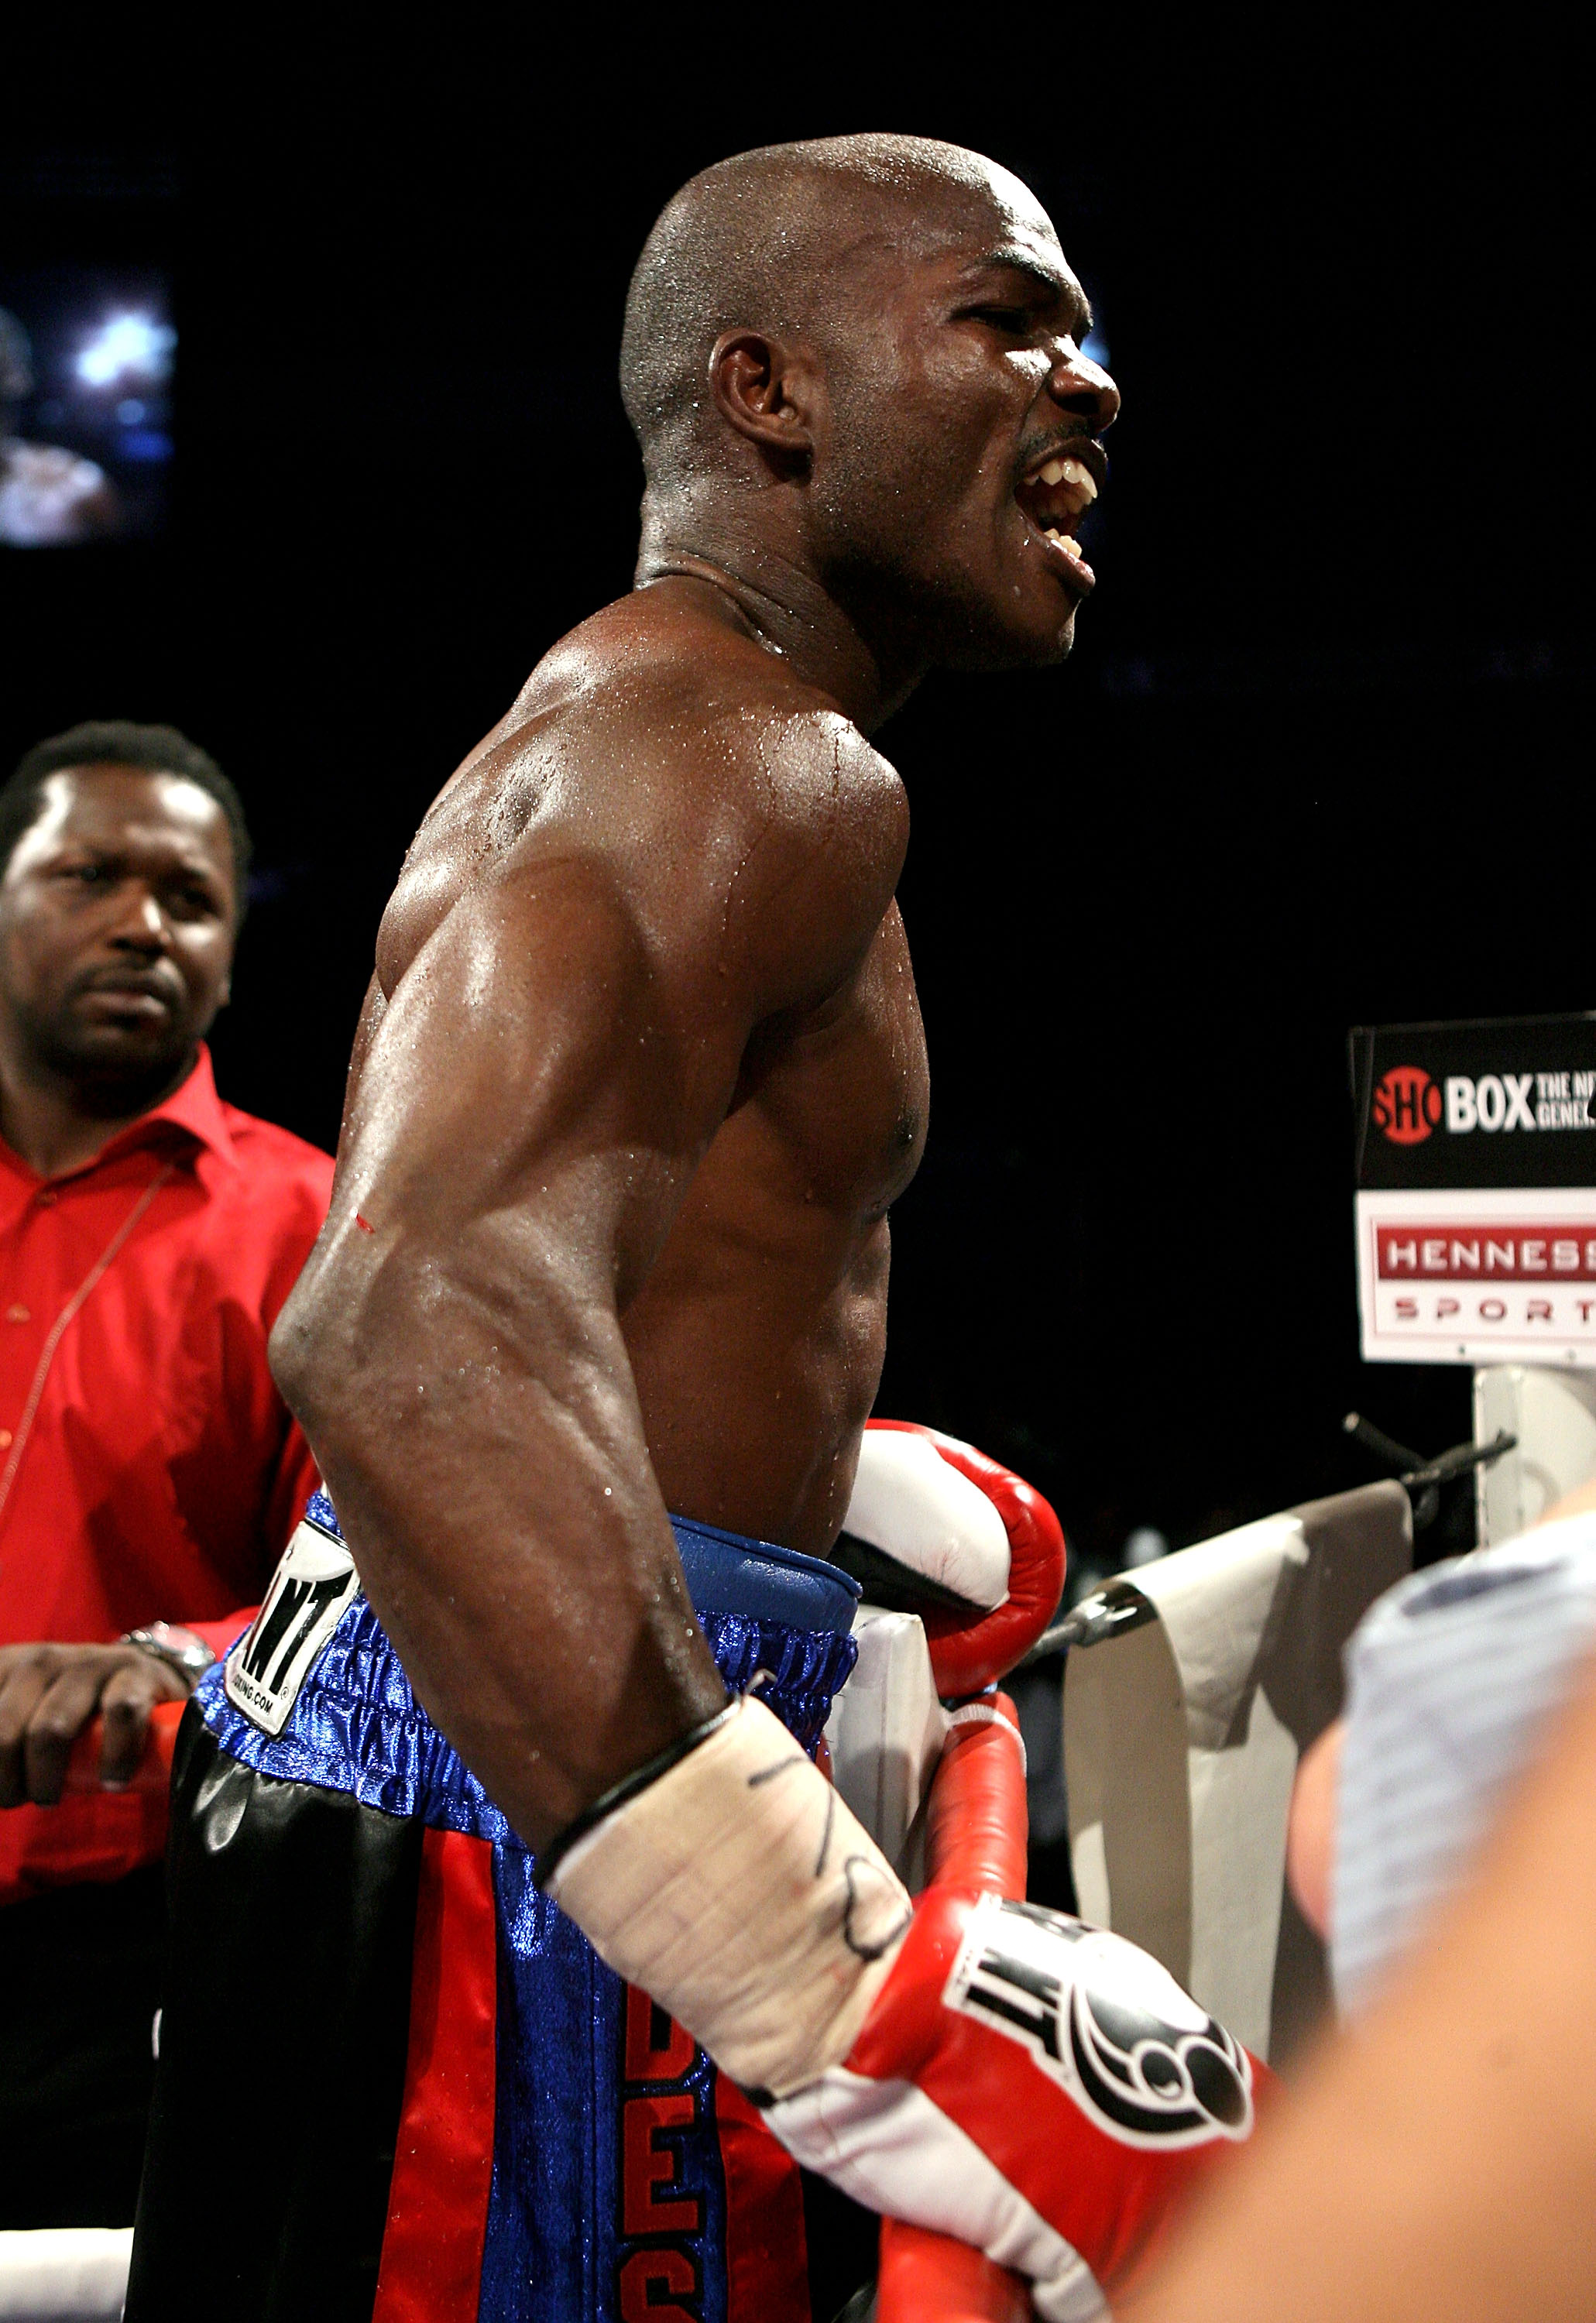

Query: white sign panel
[1356,1187,1596,1367]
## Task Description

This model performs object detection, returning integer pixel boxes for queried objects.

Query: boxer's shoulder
[510,594,905,937]
[381,592,907,1021]
[437,595,901,847]
[547,590,899,798]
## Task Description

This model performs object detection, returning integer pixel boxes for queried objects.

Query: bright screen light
[2,262,177,544]
[75,311,176,388]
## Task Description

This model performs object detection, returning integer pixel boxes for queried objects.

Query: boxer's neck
[634,497,927,734]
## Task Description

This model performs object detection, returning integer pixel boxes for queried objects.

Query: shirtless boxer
[129,137,1261,2321]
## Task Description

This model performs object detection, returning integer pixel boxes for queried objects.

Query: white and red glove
[767,1702,1267,2318]
[548,1704,1265,2321]
[843,1419,1067,1696]
[545,1433,1260,2320]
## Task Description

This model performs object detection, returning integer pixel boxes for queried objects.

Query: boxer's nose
[1048,338,1120,434]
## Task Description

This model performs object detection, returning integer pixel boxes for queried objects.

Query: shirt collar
[0,1045,239,1189]
[94,1045,237,1172]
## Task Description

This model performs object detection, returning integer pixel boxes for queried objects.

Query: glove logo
[945,1896,1253,2150]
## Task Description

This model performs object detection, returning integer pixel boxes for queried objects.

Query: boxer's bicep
[337,859,748,1284]
[268,733,901,1839]
[334,711,904,1277]
[336,974,386,1149]
[271,863,739,1839]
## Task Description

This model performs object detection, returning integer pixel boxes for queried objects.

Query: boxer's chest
[738,899,929,1222]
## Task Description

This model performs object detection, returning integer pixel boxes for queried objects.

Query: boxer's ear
[708,328,820,471]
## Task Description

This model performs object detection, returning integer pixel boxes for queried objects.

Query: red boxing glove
[849,1419,1066,1697]
[766,1708,1268,2317]
[878,1693,1035,2323]
[877,2232,1033,2323]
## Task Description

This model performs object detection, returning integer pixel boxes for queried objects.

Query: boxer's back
[358,577,927,1556]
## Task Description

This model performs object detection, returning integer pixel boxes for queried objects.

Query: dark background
[2,28,1582,1574]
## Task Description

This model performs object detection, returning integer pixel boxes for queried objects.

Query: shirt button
[0,1430,12,1449]
[5,1305,27,1323]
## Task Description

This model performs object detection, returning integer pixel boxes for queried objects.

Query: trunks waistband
[194,1493,860,1844]
[300,1487,861,1636]
[669,1511,860,1633]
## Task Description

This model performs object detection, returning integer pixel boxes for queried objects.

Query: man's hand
[0,1642,190,1807]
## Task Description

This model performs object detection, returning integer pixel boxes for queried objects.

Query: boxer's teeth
[1028,454,1098,509]
[1044,526,1062,542]
[1060,535,1082,556]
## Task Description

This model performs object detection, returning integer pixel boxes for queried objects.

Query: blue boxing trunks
[125,1493,877,2323]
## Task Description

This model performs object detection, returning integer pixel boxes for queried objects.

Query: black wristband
[534,1698,737,1892]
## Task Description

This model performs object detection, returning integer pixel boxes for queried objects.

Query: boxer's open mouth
[1015,441,1105,591]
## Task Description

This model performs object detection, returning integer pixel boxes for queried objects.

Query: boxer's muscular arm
[271,701,904,1851]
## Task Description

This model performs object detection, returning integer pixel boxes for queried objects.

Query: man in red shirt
[0,719,333,2224]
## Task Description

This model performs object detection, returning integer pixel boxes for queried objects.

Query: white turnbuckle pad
[825,1605,948,1886]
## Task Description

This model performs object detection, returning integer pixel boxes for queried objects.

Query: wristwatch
[120,1621,217,1686]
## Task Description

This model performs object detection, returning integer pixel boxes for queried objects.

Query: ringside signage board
[1351,1014,1596,1367]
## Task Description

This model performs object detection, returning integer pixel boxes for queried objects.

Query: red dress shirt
[0,1046,333,1901]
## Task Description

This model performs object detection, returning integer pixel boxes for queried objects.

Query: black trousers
[0,1864,165,2229]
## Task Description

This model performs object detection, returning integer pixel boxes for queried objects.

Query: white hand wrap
[545,1694,913,2098]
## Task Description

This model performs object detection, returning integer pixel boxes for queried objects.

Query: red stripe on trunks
[715,2069,813,2322]
[372,1827,498,2321]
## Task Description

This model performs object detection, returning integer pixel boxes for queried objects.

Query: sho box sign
[1351,1014,1596,1367]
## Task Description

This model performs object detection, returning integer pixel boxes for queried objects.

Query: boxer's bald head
[620,135,1119,675]
[623,136,1043,482]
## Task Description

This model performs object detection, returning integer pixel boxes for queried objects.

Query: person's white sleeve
[1333,1511,1596,2011]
